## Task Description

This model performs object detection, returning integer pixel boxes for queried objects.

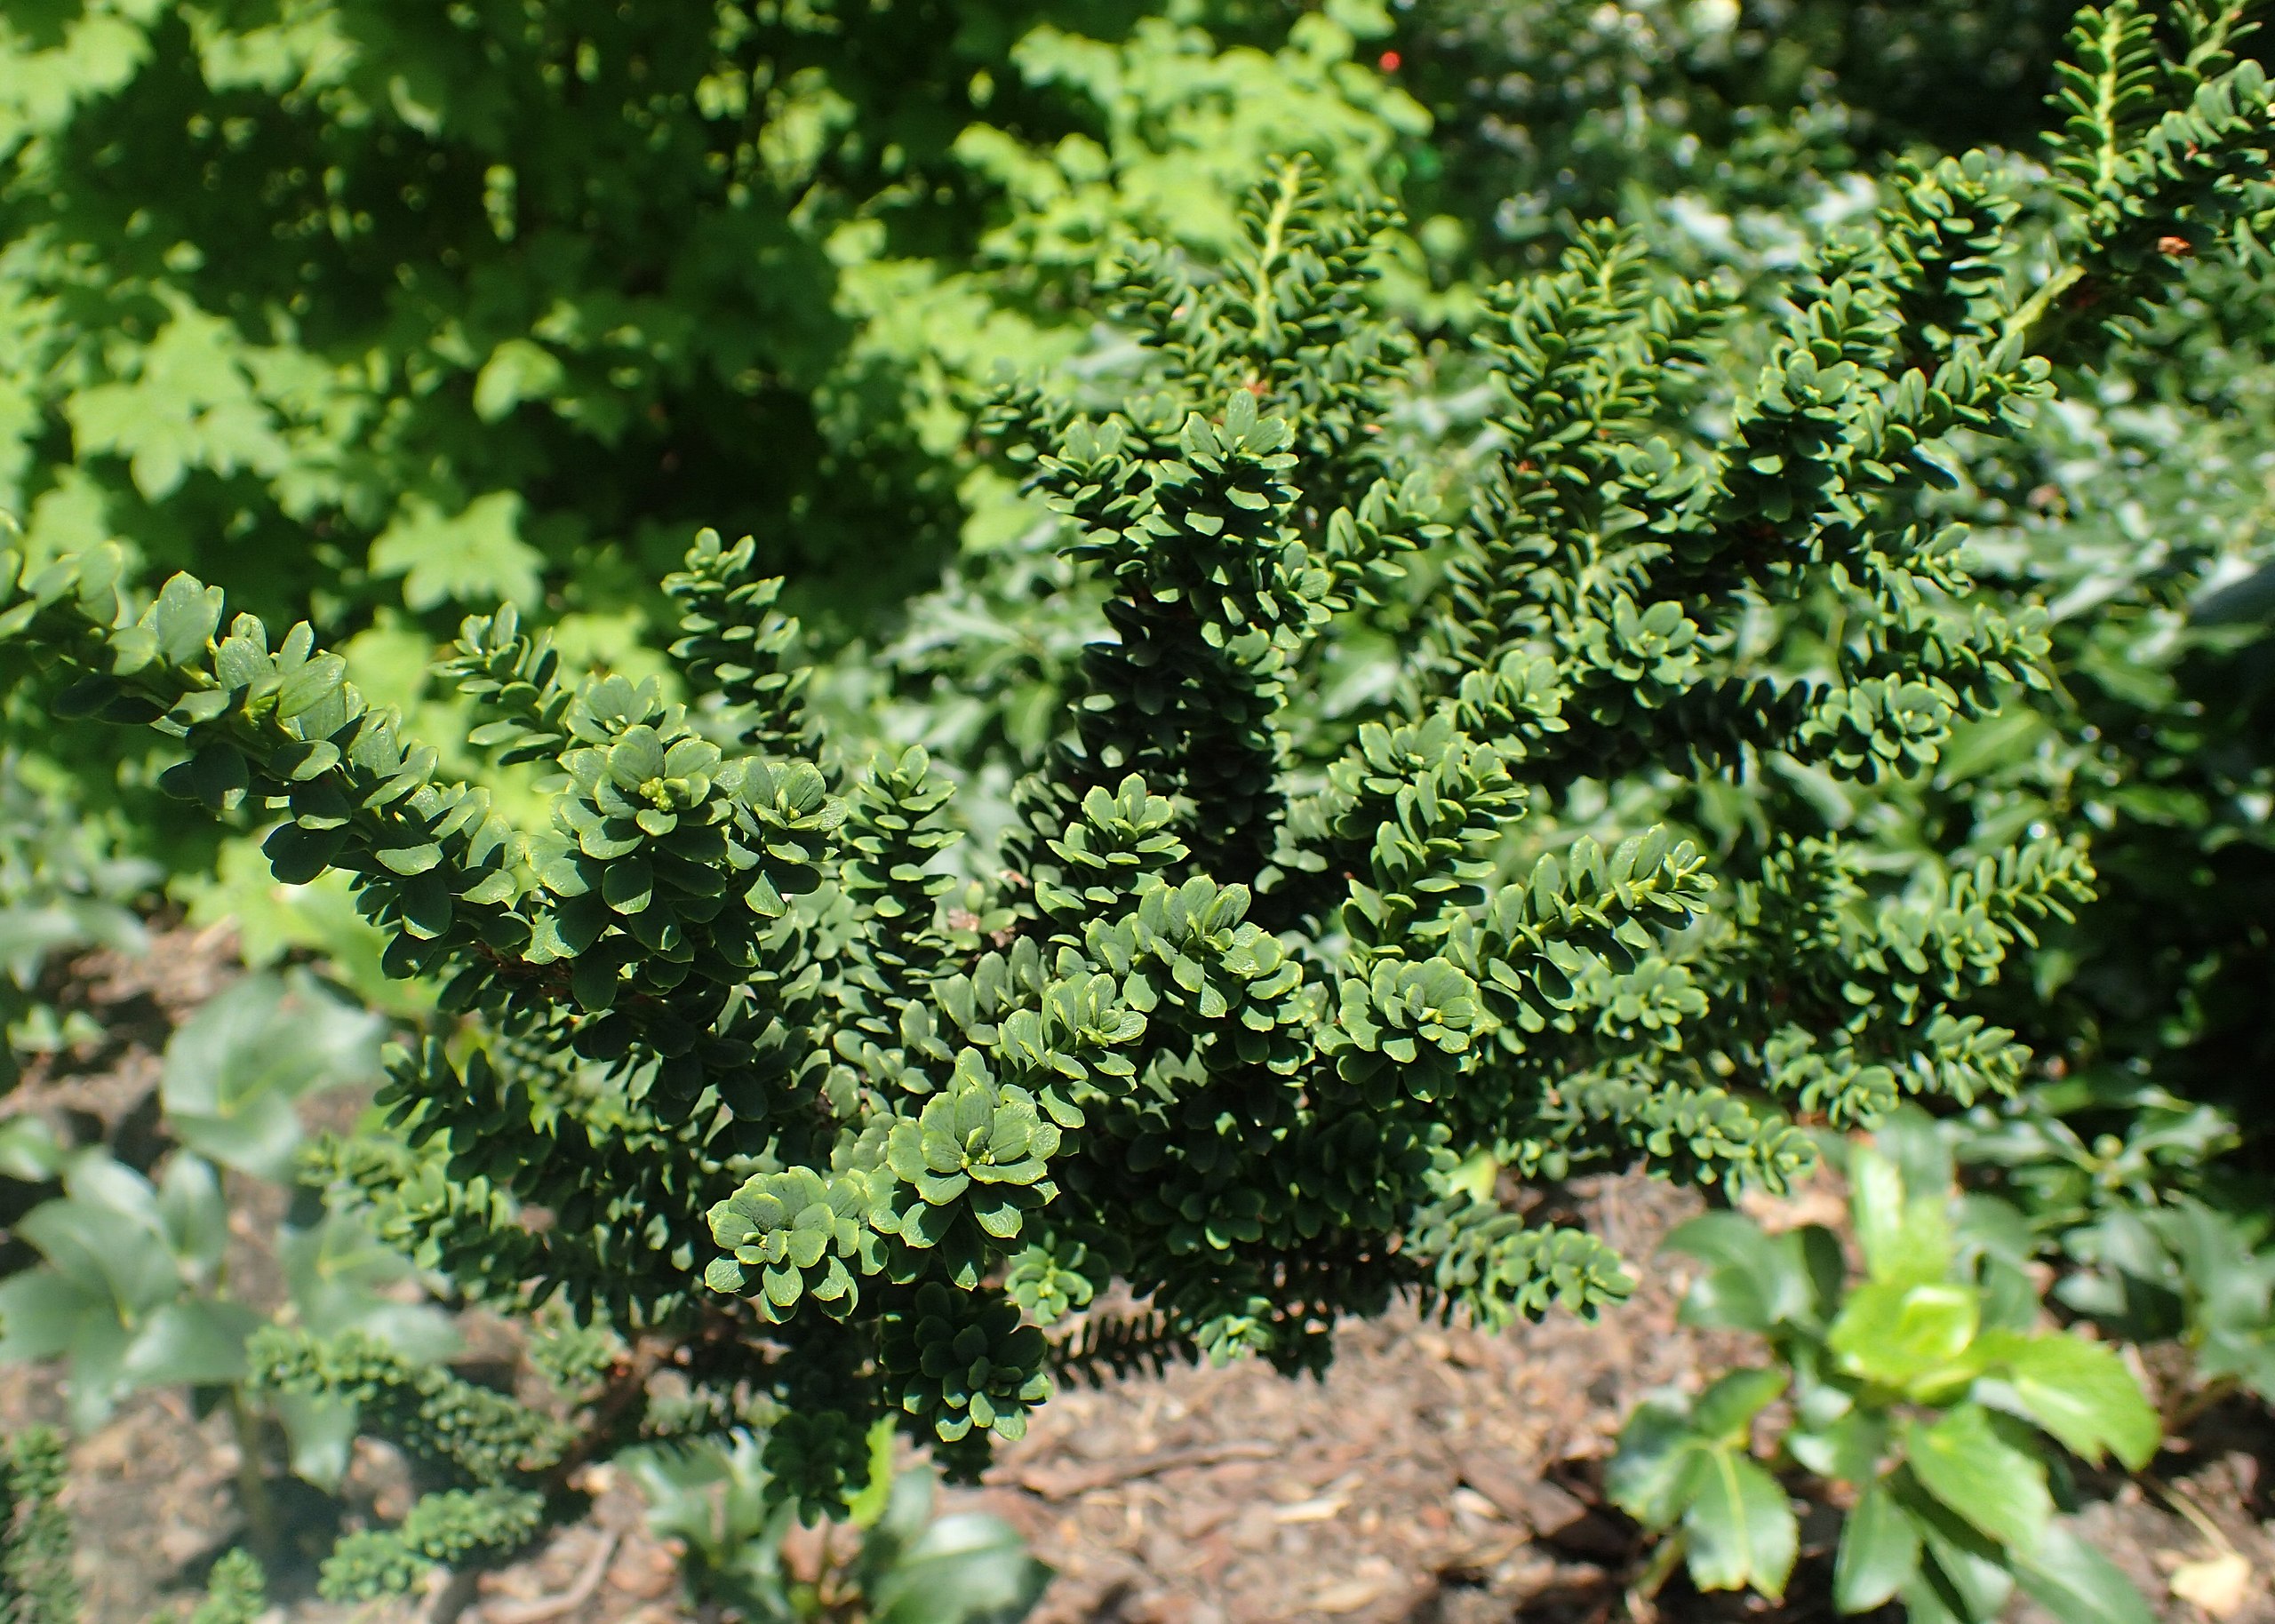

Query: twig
[1624,1528,1684,1620]
[226,1390,281,1569]
[478,1529,622,1624]
[426,1567,484,1624]
[2157,1480,2239,1556]
[2163,1371,2240,1437]
[993,1437,1281,1499]
[545,1335,668,1490]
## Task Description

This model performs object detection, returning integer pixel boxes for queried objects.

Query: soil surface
[4,927,2271,1624]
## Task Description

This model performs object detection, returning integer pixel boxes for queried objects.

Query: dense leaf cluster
[6,1,2266,1509]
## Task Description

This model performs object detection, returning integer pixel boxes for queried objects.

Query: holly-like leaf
[161,970,384,1179]
[119,1296,261,1388]
[1608,1396,1707,1528]
[1833,1480,1921,1614]
[1829,1280,1983,1394]
[2014,1520,2157,1624]
[1850,1146,1953,1287]
[1788,1407,1891,1485]
[279,1210,459,1362]
[155,1152,229,1281]
[1692,1366,1788,1444]
[1904,1404,2052,1552]
[1664,1212,1809,1332]
[1680,1446,1799,1600]
[0,1270,107,1364]
[868,1509,1055,1624]
[1904,1488,2017,1624]
[17,1183,180,1318]
[275,1391,362,1491]
[0,1116,65,1182]
[1998,1333,2159,1469]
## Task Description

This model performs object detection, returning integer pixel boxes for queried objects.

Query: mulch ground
[4,927,2271,1624]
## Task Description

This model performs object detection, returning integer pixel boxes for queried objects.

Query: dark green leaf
[1997,1333,2160,1469]
[2014,1520,2157,1624]
[119,1296,259,1388]
[1607,1397,1706,1528]
[1904,1404,2052,1552]
[1680,1446,1798,1600]
[1833,1481,1920,1613]
[1692,1366,1787,1443]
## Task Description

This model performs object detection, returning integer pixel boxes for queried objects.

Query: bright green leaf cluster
[1613,1120,2161,1620]
[0,1429,76,1624]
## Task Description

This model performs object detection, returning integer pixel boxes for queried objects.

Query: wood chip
[1449,1487,1504,1524]
[1271,1493,1351,1524]
[2171,1551,2255,1620]
[996,1437,1281,1499]
[1310,1576,1393,1613]
[478,1531,619,1624]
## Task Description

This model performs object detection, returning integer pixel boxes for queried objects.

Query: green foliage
[0,969,439,1435]
[0,1429,76,1624]
[245,1326,565,1600]
[0,754,155,1094]
[1399,0,2087,275]
[2058,1196,2275,1405]
[625,1428,1048,1623]
[0,0,1432,1019]
[1393,0,2275,1409]
[2,23,2273,1620]
[0,1148,259,1430]
[182,1551,264,1624]
[1941,269,2275,1233]
[249,1327,569,1488]
[0,0,1417,633]
[5,6,2263,1511]
[159,967,384,1181]
[320,1488,548,1604]
[1612,1123,2160,1620]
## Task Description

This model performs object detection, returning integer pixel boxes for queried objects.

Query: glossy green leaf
[1664,1212,1807,1331]
[279,1211,459,1362]
[1692,1366,1788,1443]
[119,1296,260,1388]
[1788,1407,1891,1485]
[1849,1146,1952,1287]
[1911,1514,2016,1623]
[0,1270,108,1363]
[1833,1481,1920,1613]
[17,1190,180,1318]
[1999,1333,2160,1469]
[1829,1279,1983,1392]
[1607,1396,1708,1528]
[2014,1519,2157,1624]
[869,1510,1054,1624]
[0,1116,65,1182]
[275,1392,361,1492]
[276,654,347,720]
[1680,1446,1798,1599]
[1904,1404,2052,1551]
[161,970,383,1179]
[155,1153,229,1280]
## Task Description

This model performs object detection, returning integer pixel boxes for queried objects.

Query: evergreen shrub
[2,0,2271,1532]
